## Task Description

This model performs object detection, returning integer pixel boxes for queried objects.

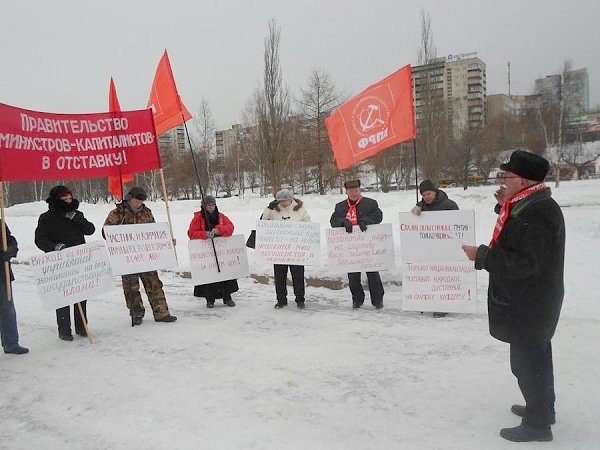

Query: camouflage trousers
[121,271,170,320]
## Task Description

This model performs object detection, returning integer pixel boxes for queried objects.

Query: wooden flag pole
[159,168,178,260]
[0,181,13,301]
[76,302,93,344]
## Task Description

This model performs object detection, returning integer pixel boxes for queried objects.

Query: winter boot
[500,424,553,442]
[223,299,236,307]
[274,302,287,309]
[511,405,555,425]
[3,345,29,355]
[59,334,74,341]
[156,315,178,323]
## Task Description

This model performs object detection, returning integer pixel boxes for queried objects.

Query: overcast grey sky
[1,0,598,129]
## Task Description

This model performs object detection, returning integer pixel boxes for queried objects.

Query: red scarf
[490,183,547,248]
[345,196,363,225]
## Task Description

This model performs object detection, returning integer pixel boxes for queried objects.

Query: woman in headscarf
[188,195,238,308]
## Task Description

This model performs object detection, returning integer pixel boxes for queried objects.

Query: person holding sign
[262,189,310,309]
[0,223,29,355]
[412,180,460,318]
[462,150,565,443]
[330,180,384,309]
[188,195,238,308]
[411,180,458,215]
[35,186,95,341]
[104,187,177,326]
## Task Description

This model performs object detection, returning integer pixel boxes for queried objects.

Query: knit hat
[125,187,147,201]
[499,150,550,182]
[46,185,72,203]
[344,179,361,189]
[275,189,293,202]
[201,195,216,207]
[419,180,437,194]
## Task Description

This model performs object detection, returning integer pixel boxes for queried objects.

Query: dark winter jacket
[104,201,155,227]
[330,196,383,228]
[0,224,18,283]
[474,188,565,344]
[35,198,96,252]
[417,189,459,212]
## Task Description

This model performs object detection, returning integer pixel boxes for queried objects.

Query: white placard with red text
[188,235,249,285]
[399,210,477,313]
[255,220,321,266]
[103,222,177,275]
[326,224,395,272]
[30,241,114,311]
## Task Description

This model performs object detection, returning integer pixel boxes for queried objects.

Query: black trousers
[510,341,555,427]
[274,265,305,304]
[348,272,384,306]
[56,301,87,335]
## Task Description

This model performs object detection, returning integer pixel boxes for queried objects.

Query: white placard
[401,262,477,313]
[103,222,177,275]
[30,241,114,311]
[398,210,477,313]
[398,210,476,262]
[255,220,321,266]
[326,223,395,272]
[189,235,249,285]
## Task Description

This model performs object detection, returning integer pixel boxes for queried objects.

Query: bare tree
[253,19,293,194]
[191,97,216,195]
[297,67,343,194]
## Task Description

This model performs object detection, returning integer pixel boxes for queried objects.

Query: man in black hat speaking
[462,150,565,442]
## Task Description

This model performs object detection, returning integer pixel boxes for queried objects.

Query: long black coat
[330,196,383,228]
[417,189,459,211]
[0,224,18,284]
[475,188,565,344]
[35,199,96,252]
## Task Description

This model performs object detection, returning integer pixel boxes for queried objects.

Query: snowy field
[1,180,600,449]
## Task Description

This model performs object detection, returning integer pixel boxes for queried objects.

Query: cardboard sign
[30,241,114,311]
[103,222,177,275]
[399,210,477,313]
[255,220,320,266]
[189,235,249,285]
[326,224,395,272]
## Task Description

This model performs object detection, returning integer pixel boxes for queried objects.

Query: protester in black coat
[330,180,384,309]
[463,150,565,443]
[412,180,459,318]
[35,186,95,341]
[412,180,459,214]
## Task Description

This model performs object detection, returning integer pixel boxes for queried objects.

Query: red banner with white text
[0,103,162,182]
[325,65,416,170]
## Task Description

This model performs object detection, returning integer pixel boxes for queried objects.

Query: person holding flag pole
[147,49,221,272]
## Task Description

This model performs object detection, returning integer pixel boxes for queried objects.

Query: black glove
[268,200,278,210]
[343,219,353,233]
[65,210,83,221]
[0,251,12,262]
[358,222,368,232]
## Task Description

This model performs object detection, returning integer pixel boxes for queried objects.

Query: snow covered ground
[1,180,599,449]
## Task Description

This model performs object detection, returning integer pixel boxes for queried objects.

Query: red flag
[107,77,134,201]
[147,50,192,136]
[325,65,416,170]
